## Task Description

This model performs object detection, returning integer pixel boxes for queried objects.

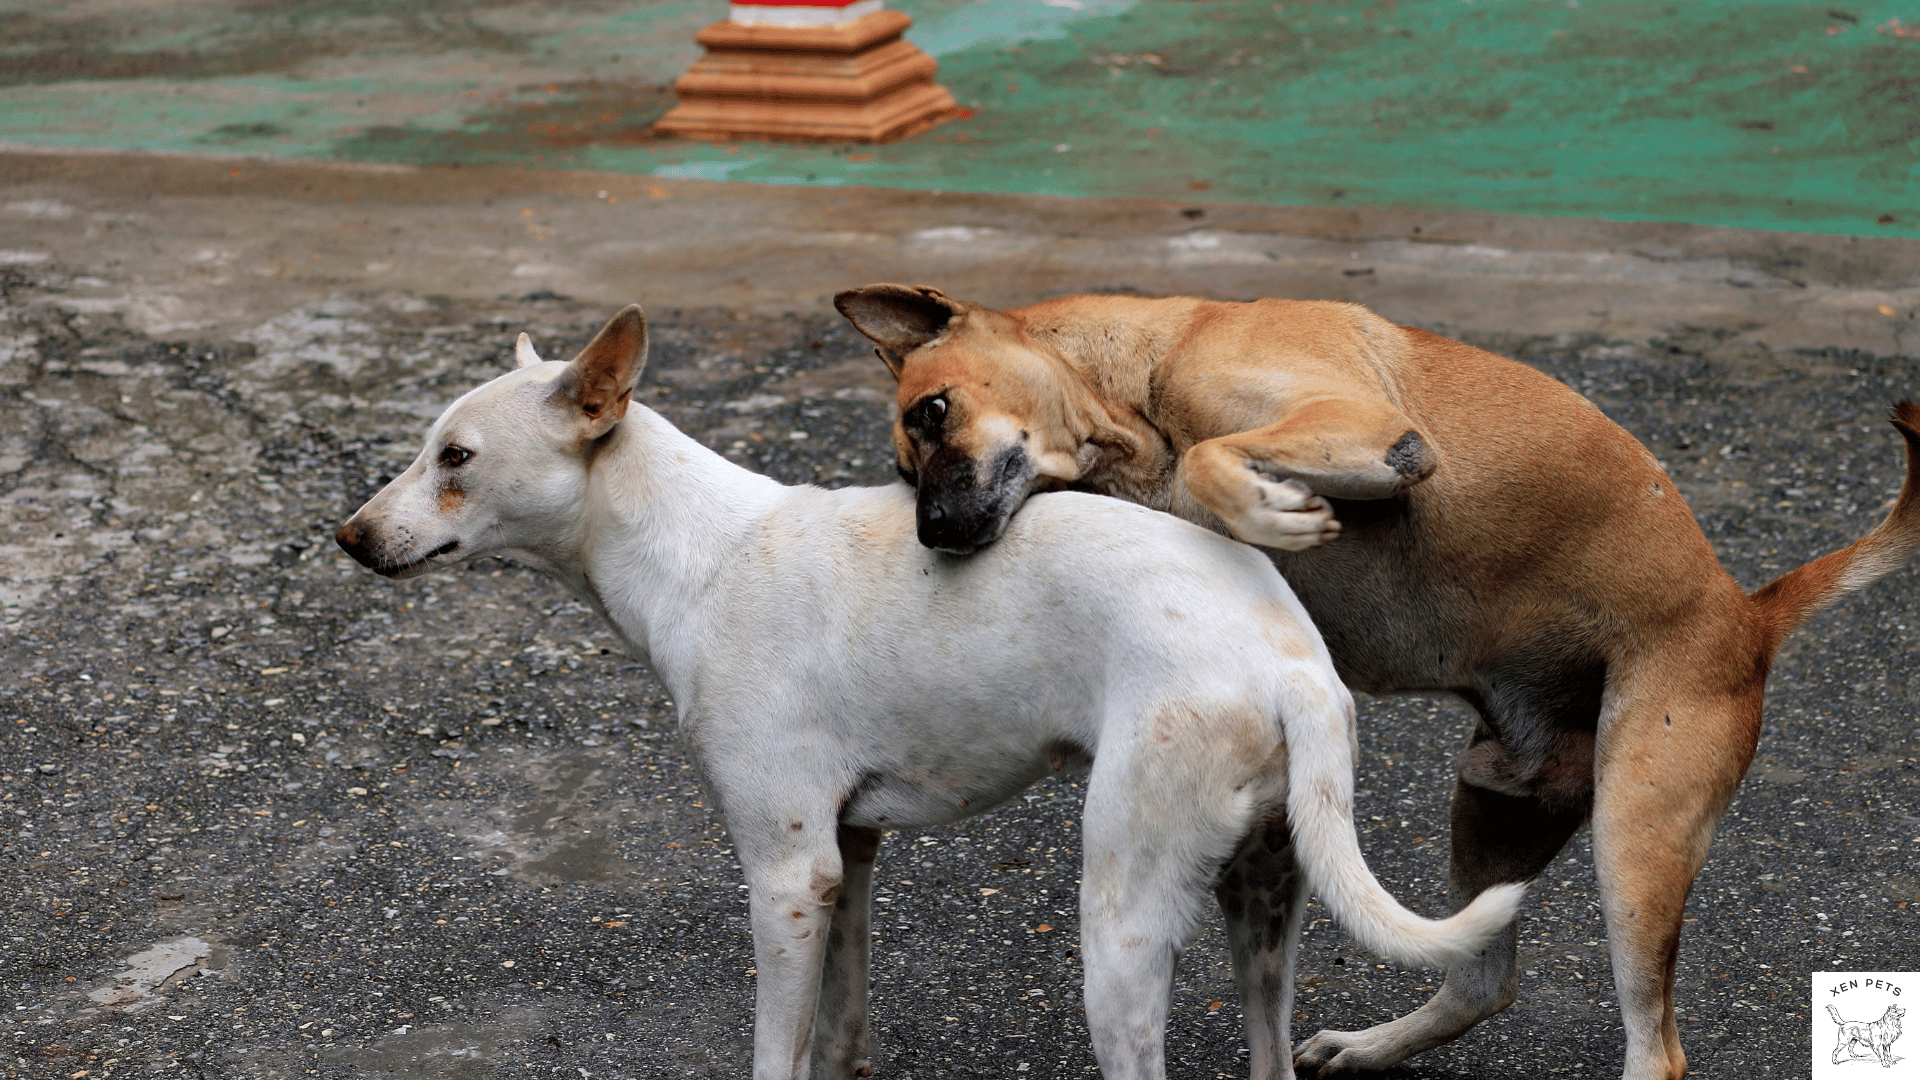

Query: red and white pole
[727,0,884,28]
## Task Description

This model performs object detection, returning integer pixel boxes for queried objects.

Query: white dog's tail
[1284,696,1526,970]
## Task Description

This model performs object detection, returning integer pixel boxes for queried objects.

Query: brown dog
[834,285,1920,1080]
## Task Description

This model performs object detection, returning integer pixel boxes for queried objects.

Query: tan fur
[836,286,1920,1080]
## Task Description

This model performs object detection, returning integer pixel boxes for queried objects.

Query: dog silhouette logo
[1829,1002,1906,1068]
[1815,973,1915,1077]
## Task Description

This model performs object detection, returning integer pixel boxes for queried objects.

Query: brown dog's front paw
[1295,1028,1399,1076]
[1225,477,1341,551]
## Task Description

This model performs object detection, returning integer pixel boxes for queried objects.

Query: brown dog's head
[834,285,1098,554]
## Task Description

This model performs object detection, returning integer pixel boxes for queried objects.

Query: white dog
[336,307,1523,1080]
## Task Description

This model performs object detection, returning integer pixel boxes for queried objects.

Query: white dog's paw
[1225,476,1340,551]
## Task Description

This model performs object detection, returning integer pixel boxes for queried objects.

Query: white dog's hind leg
[811,825,881,1079]
[1078,748,1238,1080]
[1216,810,1306,1080]
[745,834,845,1080]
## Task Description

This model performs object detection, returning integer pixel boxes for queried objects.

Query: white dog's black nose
[335,521,374,566]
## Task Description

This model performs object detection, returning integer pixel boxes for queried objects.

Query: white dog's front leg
[747,838,845,1080]
[812,825,881,1079]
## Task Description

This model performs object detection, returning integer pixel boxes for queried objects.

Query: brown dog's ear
[834,285,962,373]
[558,305,648,439]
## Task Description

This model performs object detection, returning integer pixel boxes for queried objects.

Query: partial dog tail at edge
[1828,1004,1847,1025]
[1750,401,1920,654]
[1283,700,1526,971]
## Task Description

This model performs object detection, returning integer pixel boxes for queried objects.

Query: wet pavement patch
[330,80,681,168]
[0,255,1916,1077]
[317,1011,542,1079]
[86,937,213,1008]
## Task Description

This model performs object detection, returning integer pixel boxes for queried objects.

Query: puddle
[87,936,216,1008]
[425,744,652,886]
[320,1013,543,1079]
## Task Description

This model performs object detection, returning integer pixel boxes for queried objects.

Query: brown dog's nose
[335,521,365,557]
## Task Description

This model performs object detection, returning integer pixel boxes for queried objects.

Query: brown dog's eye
[439,445,472,468]
[906,395,948,436]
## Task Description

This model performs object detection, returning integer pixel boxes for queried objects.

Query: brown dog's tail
[1750,402,1920,653]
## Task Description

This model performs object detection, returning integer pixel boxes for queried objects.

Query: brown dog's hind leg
[1177,397,1431,551]
[1216,809,1307,1080]
[1589,687,1760,1080]
[1294,780,1586,1076]
[812,824,882,1078]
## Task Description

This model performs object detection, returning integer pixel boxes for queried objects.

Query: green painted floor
[2,0,1916,237]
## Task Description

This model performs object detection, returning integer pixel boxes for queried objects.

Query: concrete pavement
[1,147,1915,353]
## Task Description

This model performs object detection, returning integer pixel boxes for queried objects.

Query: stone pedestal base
[653,11,959,143]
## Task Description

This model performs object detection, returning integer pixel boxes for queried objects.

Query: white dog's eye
[439,445,473,468]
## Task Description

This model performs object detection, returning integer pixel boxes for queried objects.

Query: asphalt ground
[2,158,1919,1080]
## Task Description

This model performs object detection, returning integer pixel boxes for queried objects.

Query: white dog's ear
[515,333,542,369]
[558,305,648,440]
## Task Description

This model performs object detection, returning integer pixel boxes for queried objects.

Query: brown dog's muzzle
[915,443,1032,555]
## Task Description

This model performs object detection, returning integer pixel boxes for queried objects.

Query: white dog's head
[335,305,648,579]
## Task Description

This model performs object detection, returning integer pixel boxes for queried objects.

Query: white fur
[338,316,1523,1080]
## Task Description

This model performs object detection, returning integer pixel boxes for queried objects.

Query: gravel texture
[1,260,1916,1079]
